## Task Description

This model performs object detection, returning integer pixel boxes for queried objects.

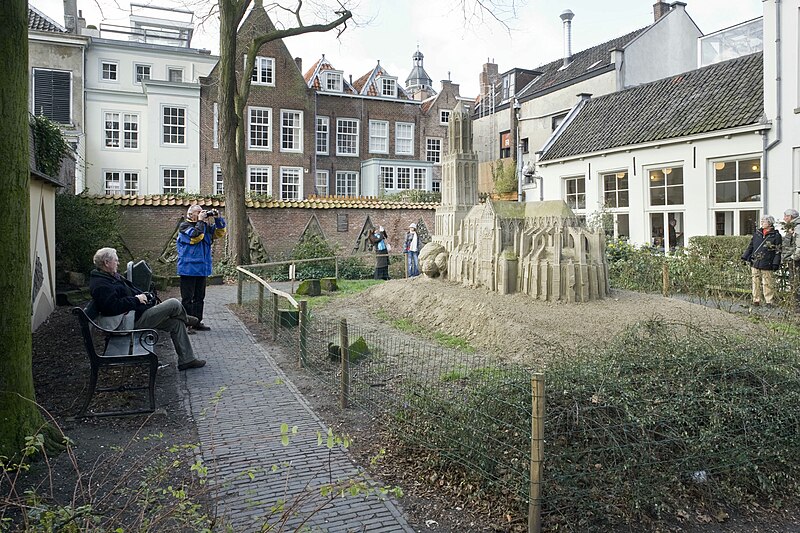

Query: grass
[297,280,384,310]
[377,311,476,353]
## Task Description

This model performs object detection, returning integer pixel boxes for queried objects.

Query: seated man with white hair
[89,247,206,371]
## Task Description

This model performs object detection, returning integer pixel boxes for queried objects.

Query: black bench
[72,305,161,417]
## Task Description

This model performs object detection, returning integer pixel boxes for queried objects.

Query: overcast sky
[32,0,763,97]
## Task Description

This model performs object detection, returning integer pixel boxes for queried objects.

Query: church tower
[434,101,478,251]
[404,48,435,101]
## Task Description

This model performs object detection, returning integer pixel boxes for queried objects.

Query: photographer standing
[177,204,227,332]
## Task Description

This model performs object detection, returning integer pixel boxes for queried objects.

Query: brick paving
[180,284,414,532]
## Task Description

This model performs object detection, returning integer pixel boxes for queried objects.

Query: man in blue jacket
[177,205,227,332]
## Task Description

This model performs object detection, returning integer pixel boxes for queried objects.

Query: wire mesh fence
[235,260,800,531]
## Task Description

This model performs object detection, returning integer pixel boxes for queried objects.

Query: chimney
[63,0,78,33]
[653,1,670,21]
[479,59,499,101]
[294,57,302,73]
[560,10,575,67]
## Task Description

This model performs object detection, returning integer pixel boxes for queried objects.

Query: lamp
[663,167,672,175]
[615,172,626,179]
[714,162,726,171]
[521,162,542,202]
[752,163,760,172]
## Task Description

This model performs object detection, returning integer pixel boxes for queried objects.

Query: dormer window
[324,71,343,92]
[501,74,514,101]
[249,56,275,86]
[379,77,397,98]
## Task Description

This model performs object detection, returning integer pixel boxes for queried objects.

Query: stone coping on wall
[85,194,439,210]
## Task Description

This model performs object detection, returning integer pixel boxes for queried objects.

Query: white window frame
[316,170,329,197]
[213,163,224,195]
[247,106,272,151]
[440,110,451,124]
[247,165,272,196]
[250,56,275,86]
[380,166,395,190]
[336,171,358,197]
[336,118,359,156]
[213,103,219,149]
[280,109,303,153]
[369,120,389,154]
[134,63,151,84]
[101,60,118,82]
[413,168,427,190]
[711,156,762,205]
[323,71,343,92]
[316,116,329,155]
[280,166,303,201]
[104,170,139,195]
[426,137,442,163]
[647,164,684,207]
[167,67,184,83]
[397,167,411,189]
[161,167,186,194]
[395,122,414,156]
[161,106,186,145]
[563,175,586,212]
[104,111,139,150]
[379,76,397,98]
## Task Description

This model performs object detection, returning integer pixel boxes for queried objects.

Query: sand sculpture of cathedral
[422,103,609,302]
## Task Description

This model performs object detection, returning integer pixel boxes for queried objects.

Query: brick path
[180,284,414,532]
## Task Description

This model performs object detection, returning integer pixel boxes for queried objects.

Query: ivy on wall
[30,114,69,177]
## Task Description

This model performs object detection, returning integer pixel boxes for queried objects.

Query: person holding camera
[177,205,227,332]
[89,247,206,370]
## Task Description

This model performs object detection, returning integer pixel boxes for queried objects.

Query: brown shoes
[186,315,200,328]
[178,359,206,371]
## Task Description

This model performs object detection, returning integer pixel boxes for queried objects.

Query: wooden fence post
[529,373,545,533]
[257,284,264,323]
[237,270,243,305]
[298,300,308,369]
[662,262,670,297]
[272,292,279,341]
[339,318,349,409]
[335,257,339,280]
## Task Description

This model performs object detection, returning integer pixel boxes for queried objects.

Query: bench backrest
[126,260,153,293]
[72,307,103,364]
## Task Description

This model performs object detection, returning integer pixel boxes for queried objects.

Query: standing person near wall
[177,205,227,332]
[742,215,782,307]
[404,223,421,277]
[781,208,800,307]
[368,225,390,280]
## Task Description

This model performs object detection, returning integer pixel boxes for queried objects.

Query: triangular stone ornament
[158,218,183,264]
[354,215,375,253]
[300,214,325,242]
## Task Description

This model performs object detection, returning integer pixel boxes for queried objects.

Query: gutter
[762,0,782,215]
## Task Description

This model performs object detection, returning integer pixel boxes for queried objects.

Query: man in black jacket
[742,215,782,307]
[89,247,206,370]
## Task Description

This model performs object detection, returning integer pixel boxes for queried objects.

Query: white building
[82,5,216,195]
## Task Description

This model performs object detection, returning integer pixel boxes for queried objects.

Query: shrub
[55,194,124,276]
[491,159,517,194]
[381,190,441,204]
[30,114,70,177]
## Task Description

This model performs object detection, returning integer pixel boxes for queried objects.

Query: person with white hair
[404,222,421,277]
[741,215,783,307]
[177,204,227,332]
[781,208,800,265]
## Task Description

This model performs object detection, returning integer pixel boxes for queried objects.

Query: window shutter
[33,70,71,124]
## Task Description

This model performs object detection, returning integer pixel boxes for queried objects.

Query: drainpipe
[763,0,782,214]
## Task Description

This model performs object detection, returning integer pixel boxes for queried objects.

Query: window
[280,167,302,200]
[714,210,760,236]
[134,64,151,84]
[336,118,359,156]
[335,171,358,196]
[162,168,186,193]
[649,166,684,206]
[432,180,441,193]
[104,112,139,149]
[316,170,329,196]
[714,158,761,203]
[162,106,186,144]
[369,120,389,154]
[104,171,138,195]
[426,138,442,163]
[280,110,303,152]
[213,163,224,195]
[380,77,397,97]
[32,69,71,124]
[250,56,275,86]
[500,131,511,158]
[248,165,272,195]
[316,116,329,154]
[502,74,514,101]
[552,112,568,132]
[602,171,629,208]
[324,71,343,92]
[440,110,451,124]
[414,168,426,189]
[397,167,411,189]
[521,138,529,154]
[101,61,118,81]
[380,166,394,189]
[650,212,685,251]
[213,103,219,149]
[564,176,586,210]
[248,106,272,150]
[396,122,414,155]
[168,68,183,82]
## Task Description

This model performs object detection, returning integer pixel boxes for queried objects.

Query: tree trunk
[0,0,48,458]
[219,0,251,266]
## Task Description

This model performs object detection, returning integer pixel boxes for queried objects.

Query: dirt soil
[252,277,800,533]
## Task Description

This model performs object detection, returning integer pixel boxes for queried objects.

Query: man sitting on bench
[89,247,206,371]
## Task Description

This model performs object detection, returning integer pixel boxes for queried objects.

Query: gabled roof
[540,52,764,161]
[28,6,66,33]
[352,62,412,100]
[303,55,357,94]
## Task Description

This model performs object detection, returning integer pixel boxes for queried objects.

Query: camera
[204,209,219,218]
[143,292,156,306]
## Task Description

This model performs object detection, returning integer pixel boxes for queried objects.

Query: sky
[32,0,764,97]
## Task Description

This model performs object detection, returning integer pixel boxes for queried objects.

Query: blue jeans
[407,251,419,277]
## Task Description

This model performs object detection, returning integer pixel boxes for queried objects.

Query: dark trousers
[180,275,207,322]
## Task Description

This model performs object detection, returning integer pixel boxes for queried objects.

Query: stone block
[296,278,321,296]
[320,277,338,291]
